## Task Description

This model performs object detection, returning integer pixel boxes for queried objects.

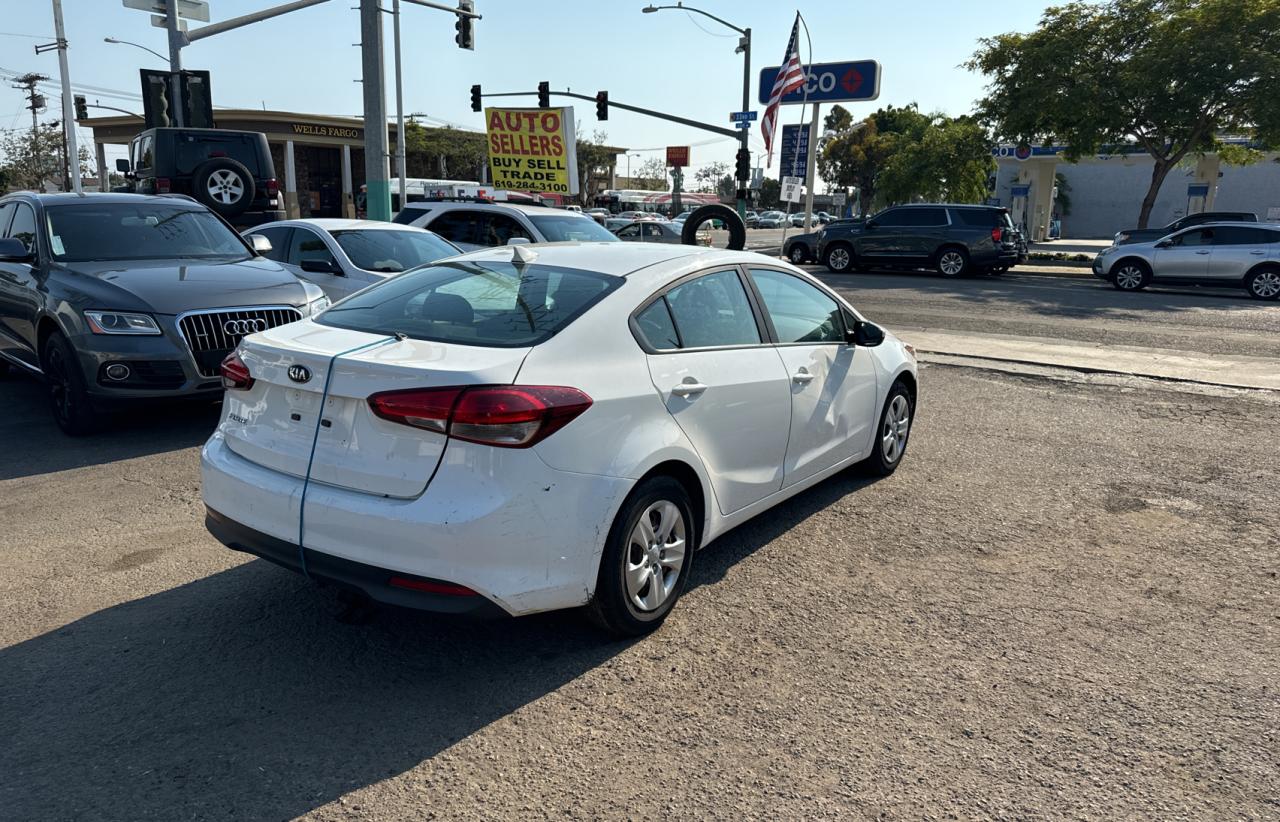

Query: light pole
[642,3,750,221]
[103,37,168,62]
[626,152,641,181]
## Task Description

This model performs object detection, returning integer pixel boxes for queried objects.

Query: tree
[756,177,781,209]
[0,120,88,191]
[632,157,668,191]
[693,161,728,193]
[402,120,487,181]
[968,0,1280,227]
[573,128,617,205]
[715,174,735,200]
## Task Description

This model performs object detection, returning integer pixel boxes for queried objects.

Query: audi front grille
[178,307,303,377]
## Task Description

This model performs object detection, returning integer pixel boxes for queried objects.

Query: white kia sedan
[201,243,918,635]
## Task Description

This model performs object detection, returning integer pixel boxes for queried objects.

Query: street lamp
[626,152,642,180]
[641,2,751,221]
[103,37,168,63]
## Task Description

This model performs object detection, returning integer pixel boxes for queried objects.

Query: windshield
[528,215,619,243]
[45,203,249,262]
[330,229,459,273]
[317,260,621,347]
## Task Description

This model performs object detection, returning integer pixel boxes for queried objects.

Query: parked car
[1092,222,1280,299]
[783,230,821,264]
[614,220,711,246]
[393,200,619,250]
[1114,211,1258,245]
[0,192,328,435]
[817,204,1020,277]
[116,127,284,227]
[756,211,787,229]
[585,207,611,224]
[243,219,459,300]
[604,216,633,232]
[789,212,812,228]
[202,244,918,636]
[745,212,761,229]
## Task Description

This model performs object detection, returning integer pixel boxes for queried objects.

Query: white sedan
[243,218,459,300]
[201,244,918,636]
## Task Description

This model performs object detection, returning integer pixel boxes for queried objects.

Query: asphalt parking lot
[3,272,1278,819]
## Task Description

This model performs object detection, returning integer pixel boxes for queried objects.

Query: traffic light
[73,94,87,120]
[470,84,482,113]
[735,148,750,182]
[537,81,550,108]
[595,90,608,120]
[454,0,474,50]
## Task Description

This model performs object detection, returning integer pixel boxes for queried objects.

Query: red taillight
[220,352,254,390]
[265,178,279,195]
[991,226,1003,243]
[388,576,478,597]
[367,385,592,448]
[155,177,171,194]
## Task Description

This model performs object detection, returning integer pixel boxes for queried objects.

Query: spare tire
[192,158,256,217]
[680,204,746,250]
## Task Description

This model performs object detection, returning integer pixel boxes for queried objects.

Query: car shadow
[0,559,633,821]
[0,372,220,481]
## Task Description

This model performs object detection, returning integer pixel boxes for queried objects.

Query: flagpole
[779,11,812,259]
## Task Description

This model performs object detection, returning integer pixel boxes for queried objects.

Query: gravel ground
[1,363,1277,820]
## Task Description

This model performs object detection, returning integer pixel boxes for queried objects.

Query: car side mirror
[249,234,272,255]
[0,238,33,262]
[300,258,342,275]
[848,319,885,347]
[1154,239,1171,249]
[864,220,877,229]
[115,158,131,172]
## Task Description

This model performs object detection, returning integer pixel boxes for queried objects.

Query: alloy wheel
[625,500,686,612]
[790,246,806,264]
[881,394,911,465]
[939,251,965,276]
[207,170,245,205]
[1115,265,1145,290]
[46,346,73,427]
[1250,270,1280,299]
[828,247,851,271]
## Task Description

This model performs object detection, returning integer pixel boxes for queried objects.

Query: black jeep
[117,127,284,227]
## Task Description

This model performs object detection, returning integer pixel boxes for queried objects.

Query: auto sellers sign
[485,107,579,195]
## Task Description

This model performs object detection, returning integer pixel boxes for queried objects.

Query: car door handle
[1195,250,1211,255]
[671,381,708,397]
[792,369,815,384]
[1250,250,1266,255]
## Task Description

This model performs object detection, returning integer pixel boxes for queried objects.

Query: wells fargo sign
[484,106,579,195]
[290,123,363,140]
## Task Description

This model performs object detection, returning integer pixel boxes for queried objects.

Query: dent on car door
[637,268,793,515]
[0,202,43,365]
[748,268,878,484]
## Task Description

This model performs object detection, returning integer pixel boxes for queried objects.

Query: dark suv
[817,204,1022,277]
[1114,210,1257,245]
[0,193,328,435]
[117,127,284,227]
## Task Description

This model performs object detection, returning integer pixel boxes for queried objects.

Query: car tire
[192,158,257,218]
[1245,267,1280,301]
[41,332,100,436]
[788,244,809,264]
[858,379,914,477]
[935,246,969,278]
[680,204,745,250]
[824,242,855,273]
[587,475,696,637]
[1111,260,1151,292]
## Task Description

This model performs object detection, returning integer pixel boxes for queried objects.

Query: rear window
[175,133,262,177]
[950,208,1005,227]
[528,214,619,243]
[316,260,621,347]
[392,205,432,225]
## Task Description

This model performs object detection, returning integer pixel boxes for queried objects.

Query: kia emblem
[287,364,312,384]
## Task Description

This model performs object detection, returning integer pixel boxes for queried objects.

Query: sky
[1,0,1057,181]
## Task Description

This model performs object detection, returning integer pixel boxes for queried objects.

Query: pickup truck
[1115,211,1257,245]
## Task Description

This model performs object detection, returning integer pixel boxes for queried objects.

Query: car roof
[450,242,773,278]
[1176,221,1278,230]
[257,218,427,232]
[0,191,203,207]
[401,201,581,217]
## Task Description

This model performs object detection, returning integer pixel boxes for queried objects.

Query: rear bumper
[200,430,634,617]
[205,507,507,616]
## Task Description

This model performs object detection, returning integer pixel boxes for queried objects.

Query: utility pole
[165,0,185,127]
[50,0,82,192]
[738,27,751,222]
[392,0,406,211]
[360,0,391,221]
[802,106,818,232]
[13,73,49,189]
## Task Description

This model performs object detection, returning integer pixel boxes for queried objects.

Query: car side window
[428,211,481,245]
[874,209,905,226]
[287,229,335,266]
[249,226,291,261]
[634,298,681,350]
[749,269,844,344]
[138,135,154,173]
[663,269,760,349]
[6,204,38,253]
[0,203,16,236]
[481,214,531,245]
[1213,227,1271,246]
[617,224,641,238]
[642,224,664,238]
[901,208,947,226]
[1170,228,1213,247]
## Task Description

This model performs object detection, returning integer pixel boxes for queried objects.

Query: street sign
[666,145,690,168]
[778,123,809,180]
[831,192,846,207]
[729,111,757,123]
[150,14,188,31]
[123,0,210,22]
[758,60,880,106]
[1187,183,1210,197]
[1010,184,1030,198]
[781,176,804,204]
[734,122,751,130]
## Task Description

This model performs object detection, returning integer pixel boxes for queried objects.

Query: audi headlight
[85,311,162,335]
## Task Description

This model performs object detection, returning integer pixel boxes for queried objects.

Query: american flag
[761,13,806,164]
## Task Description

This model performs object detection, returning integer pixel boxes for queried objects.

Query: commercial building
[992,140,1280,240]
[80,109,623,217]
